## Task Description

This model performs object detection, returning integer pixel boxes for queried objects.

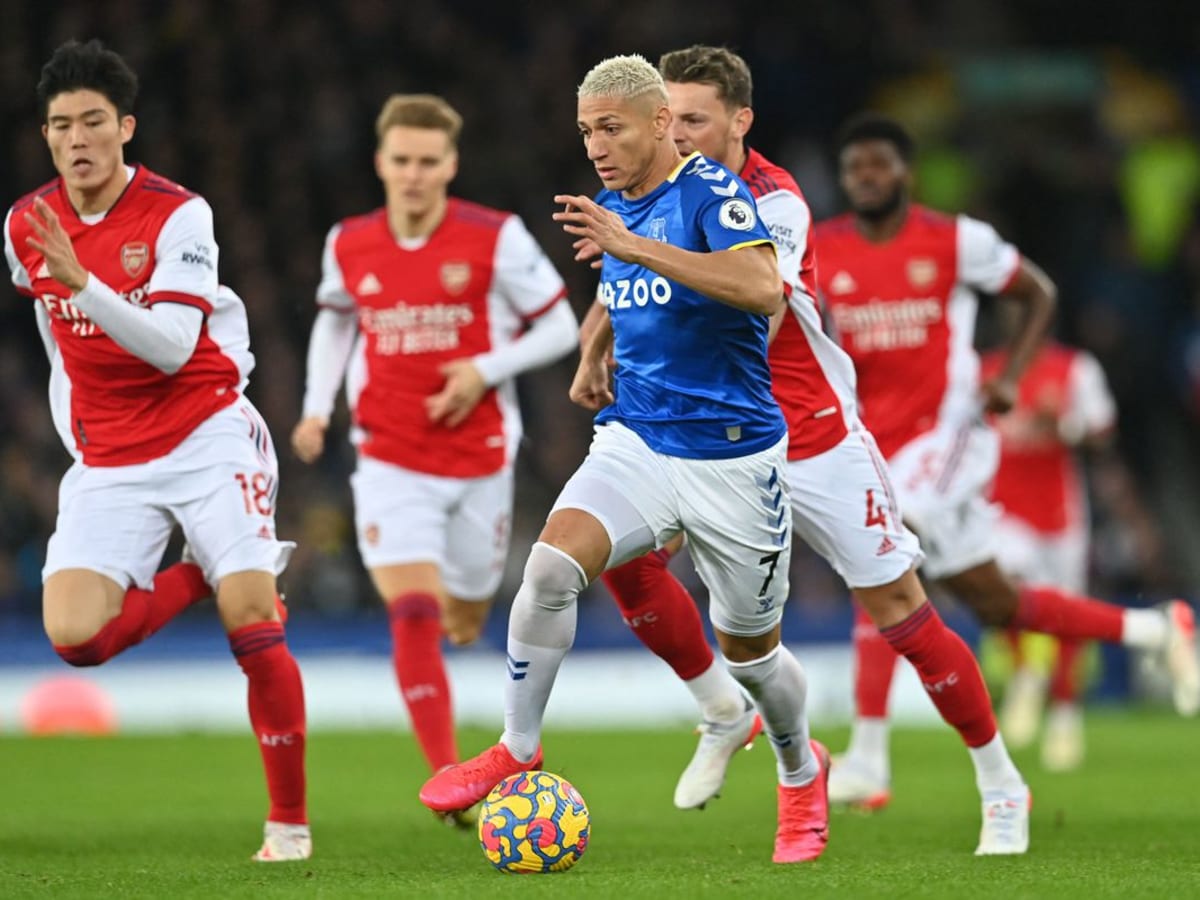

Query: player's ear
[446,148,459,181]
[654,104,672,140]
[733,106,753,140]
[119,114,136,145]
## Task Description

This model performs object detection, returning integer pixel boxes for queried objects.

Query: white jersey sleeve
[471,215,576,386]
[301,306,359,419]
[316,224,355,310]
[492,215,567,318]
[1061,350,1117,445]
[957,214,1020,294]
[755,189,811,299]
[147,197,219,307]
[70,276,203,374]
[4,208,33,294]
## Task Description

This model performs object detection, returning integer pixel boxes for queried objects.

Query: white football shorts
[886,420,1001,580]
[552,422,791,638]
[350,455,513,600]
[788,426,923,589]
[44,396,294,589]
[992,515,1088,594]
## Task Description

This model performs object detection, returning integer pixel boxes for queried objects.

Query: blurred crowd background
[2,0,1199,636]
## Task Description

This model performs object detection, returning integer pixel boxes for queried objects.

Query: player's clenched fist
[291,416,328,463]
[568,356,613,411]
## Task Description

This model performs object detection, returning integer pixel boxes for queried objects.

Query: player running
[815,113,1199,810]
[573,46,1031,855]
[290,94,577,807]
[4,40,309,861]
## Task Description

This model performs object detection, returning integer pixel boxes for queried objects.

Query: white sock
[845,717,891,780]
[726,645,817,786]
[1122,608,1168,649]
[683,660,747,724]
[499,543,585,762]
[968,732,1025,795]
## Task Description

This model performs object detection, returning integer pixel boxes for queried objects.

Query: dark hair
[835,112,915,162]
[37,39,139,119]
[658,45,752,109]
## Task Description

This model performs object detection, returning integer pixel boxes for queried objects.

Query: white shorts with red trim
[551,422,791,638]
[350,455,513,600]
[788,426,923,589]
[44,397,294,589]
[992,515,1088,594]
[887,421,1001,580]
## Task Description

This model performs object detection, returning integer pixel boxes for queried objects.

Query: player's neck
[388,195,448,240]
[725,144,748,177]
[853,201,908,243]
[66,165,131,217]
[624,144,683,200]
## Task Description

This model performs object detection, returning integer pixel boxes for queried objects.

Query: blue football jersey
[595,153,786,459]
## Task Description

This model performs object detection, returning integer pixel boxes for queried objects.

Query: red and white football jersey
[741,148,859,460]
[5,165,241,466]
[815,205,1021,458]
[318,197,566,478]
[983,342,1116,534]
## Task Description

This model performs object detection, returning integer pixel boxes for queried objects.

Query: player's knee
[43,613,107,658]
[520,542,587,612]
[444,618,484,647]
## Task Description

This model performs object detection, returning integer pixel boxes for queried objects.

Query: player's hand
[24,197,89,293]
[291,416,329,463]
[553,194,639,263]
[572,236,604,270]
[569,357,614,411]
[981,376,1018,414]
[426,359,487,428]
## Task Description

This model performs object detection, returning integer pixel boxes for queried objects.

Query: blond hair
[577,54,668,106]
[375,94,462,147]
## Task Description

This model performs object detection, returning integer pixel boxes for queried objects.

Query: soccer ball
[477,770,590,874]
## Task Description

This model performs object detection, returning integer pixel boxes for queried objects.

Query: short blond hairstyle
[577,54,668,106]
[375,94,462,147]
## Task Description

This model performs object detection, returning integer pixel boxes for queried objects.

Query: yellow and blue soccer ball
[477,770,590,874]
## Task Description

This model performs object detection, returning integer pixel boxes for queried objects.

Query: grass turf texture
[0,711,1196,898]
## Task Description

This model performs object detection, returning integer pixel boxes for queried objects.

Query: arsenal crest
[121,242,151,278]
[906,257,937,289]
[440,261,471,295]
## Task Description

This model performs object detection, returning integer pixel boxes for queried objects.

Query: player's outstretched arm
[553,193,782,315]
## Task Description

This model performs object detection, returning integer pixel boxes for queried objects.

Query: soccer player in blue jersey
[421,54,830,863]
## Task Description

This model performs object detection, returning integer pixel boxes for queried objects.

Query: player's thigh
[172,400,294,585]
[350,456,455,574]
[443,468,513,602]
[910,493,1000,581]
[788,428,923,590]
[44,461,175,592]
[675,436,791,638]
[550,423,677,577]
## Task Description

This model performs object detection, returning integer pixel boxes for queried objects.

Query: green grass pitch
[0,711,1196,898]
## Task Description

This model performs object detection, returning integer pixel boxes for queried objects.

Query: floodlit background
[1,0,1197,731]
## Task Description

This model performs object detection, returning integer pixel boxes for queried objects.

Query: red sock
[1012,585,1123,642]
[603,549,713,681]
[389,593,457,772]
[852,602,899,718]
[53,562,211,666]
[881,602,997,748]
[229,621,307,824]
[1049,639,1086,703]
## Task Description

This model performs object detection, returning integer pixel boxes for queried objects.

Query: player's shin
[726,645,817,786]
[846,602,899,765]
[388,592,457,771]
[230,621,307,825]
[502,542,586,762]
